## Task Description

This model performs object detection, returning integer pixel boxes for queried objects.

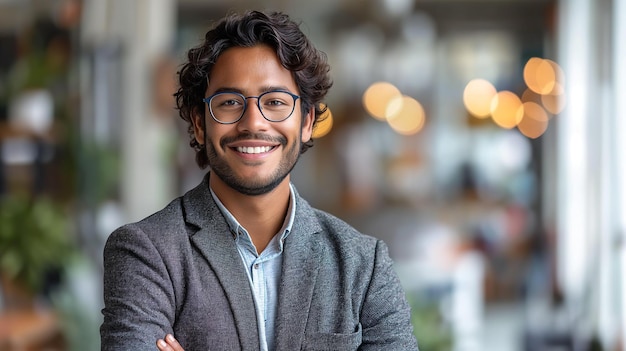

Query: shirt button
[254,264,259,269]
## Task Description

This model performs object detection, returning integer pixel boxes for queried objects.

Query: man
[100,10,419,351]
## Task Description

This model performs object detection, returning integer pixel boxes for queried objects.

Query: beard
[204,131,302,196]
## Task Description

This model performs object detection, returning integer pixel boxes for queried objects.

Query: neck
[210,174,291,253]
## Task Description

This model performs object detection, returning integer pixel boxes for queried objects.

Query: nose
[237,97,269,132]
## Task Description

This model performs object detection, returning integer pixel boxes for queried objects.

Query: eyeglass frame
[202,90,301,124]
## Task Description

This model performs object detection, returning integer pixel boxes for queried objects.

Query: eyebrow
[211,85,296,95]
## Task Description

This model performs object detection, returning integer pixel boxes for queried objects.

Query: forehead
[208,45,298,94]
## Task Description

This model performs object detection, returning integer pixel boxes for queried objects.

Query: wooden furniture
[0,309,65,351]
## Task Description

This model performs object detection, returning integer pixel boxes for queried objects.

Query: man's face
[192,45,314,196]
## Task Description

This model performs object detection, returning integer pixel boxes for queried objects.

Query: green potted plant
[0,194,76,309]
[409,295,453,351]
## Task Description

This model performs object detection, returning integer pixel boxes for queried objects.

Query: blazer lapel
[183,173,260,351]
[274,193,324,351]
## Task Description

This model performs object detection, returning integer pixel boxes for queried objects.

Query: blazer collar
[274,189,324,350]
[182,172,260,350]
[182,172,219,230]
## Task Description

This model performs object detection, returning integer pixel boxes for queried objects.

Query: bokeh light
[524,57,565,96]
[544,59,565,95]
[312,104,333,138]
[463,78,497,118]
[363,81,402,120]
[541,89,567,114]
[523,57,543,93]
[385,95,425,135]
[490,90,523,129]
[467,58,566,139]
[521,88,543,105]
[524,57,553,94]
[517,101,549,138]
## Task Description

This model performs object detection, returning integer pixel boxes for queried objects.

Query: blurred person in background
[100,10,418,351]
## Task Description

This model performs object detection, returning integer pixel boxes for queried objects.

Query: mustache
[220,133,287,148]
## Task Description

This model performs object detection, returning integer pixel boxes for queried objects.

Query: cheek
[204,123,233,147]
[282,119,310,143]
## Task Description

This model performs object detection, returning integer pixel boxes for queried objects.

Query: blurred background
[0,0,624,350]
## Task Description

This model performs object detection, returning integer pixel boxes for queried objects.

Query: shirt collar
[209,182,296,243]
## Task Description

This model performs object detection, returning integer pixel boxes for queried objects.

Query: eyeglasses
[202,90,300,124]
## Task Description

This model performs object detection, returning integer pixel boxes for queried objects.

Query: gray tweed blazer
[100,173,419,350]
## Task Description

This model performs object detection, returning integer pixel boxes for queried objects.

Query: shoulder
[107,173,215,245]
[136,197,187,233]
[105,197,187,249]
[308,207,386,269]
[312,208,376,243]
[293,190,380,253]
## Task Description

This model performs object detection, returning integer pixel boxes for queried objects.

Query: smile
[236,146,274,154]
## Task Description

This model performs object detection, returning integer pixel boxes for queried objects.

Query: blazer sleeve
[100,224,175,350]
[359,240,420,350]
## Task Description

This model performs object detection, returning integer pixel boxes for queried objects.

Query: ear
[301,108,315,143]
[192,109,205,145]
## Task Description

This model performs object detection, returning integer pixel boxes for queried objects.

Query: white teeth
[237,146,272,154]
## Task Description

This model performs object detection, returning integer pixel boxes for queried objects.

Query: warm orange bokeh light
[463,78,497,118]
[521,88,542,105]
[385,95,425,135]
[524,57,565,96]
[535,59,556,94]
[518,101,549,138]
[312,104,333,138]
[491,91,523,129]
[544,59,565,95]
[363,82,402,120]
[524,57,554,95]
[541,88,567,115]
[523,57,543,94]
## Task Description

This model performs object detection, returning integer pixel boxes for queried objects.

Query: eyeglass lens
[209,91,296,123]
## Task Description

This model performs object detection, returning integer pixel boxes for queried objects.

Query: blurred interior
[0,0,624,350]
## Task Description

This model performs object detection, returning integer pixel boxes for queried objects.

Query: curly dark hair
[174,10,333,169]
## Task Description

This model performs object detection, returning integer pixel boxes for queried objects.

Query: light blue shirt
[210,185,296,351]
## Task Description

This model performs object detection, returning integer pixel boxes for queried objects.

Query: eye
[212,93,244,109]
[221,95,243,106]
[222,99,241,107]
[266,99,286,106]
[261,91,293,110]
